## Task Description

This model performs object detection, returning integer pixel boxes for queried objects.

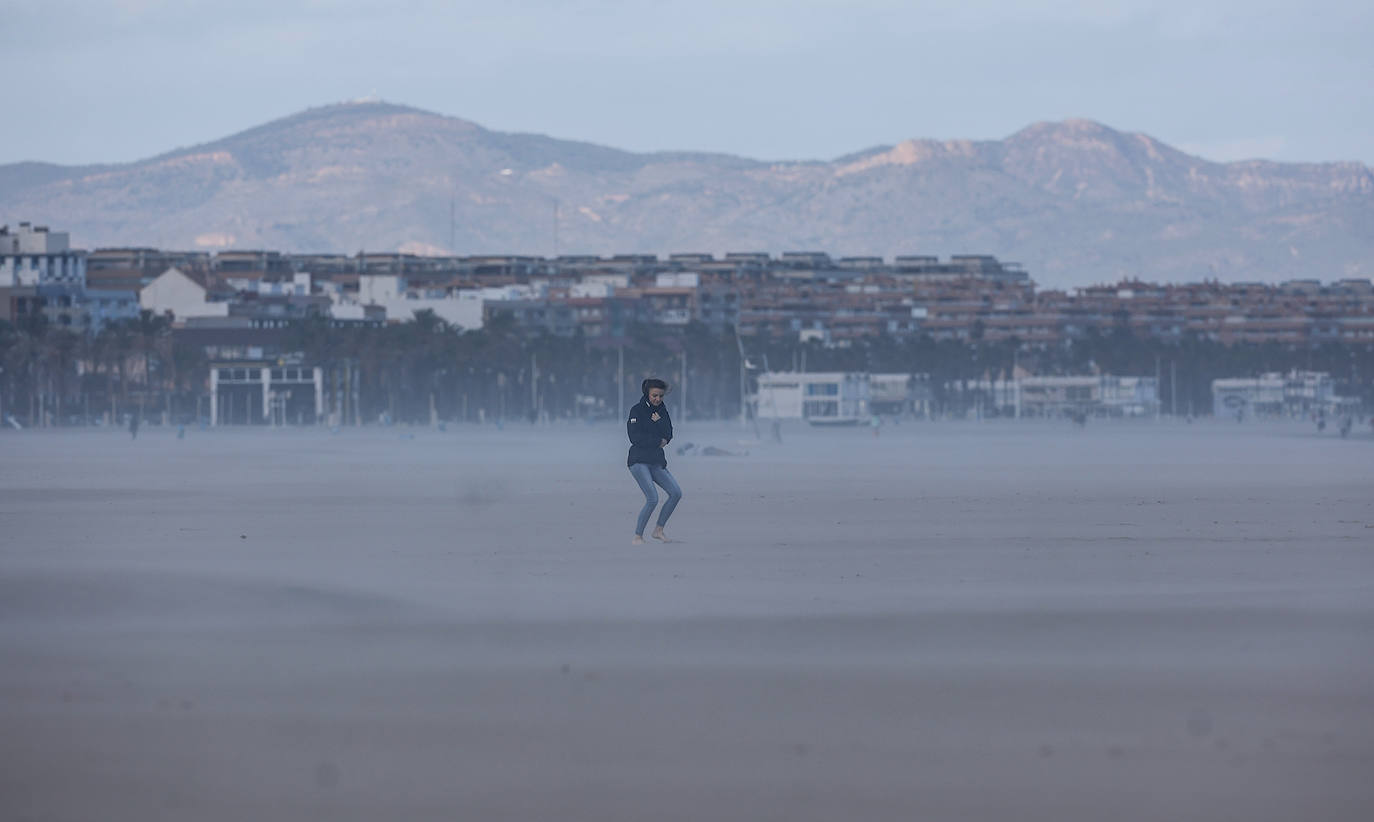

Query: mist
[3,418,1372,820]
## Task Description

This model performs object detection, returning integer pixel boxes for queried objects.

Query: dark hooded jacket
[626,395,673,468]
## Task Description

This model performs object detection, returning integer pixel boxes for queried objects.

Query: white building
[139,267,230,320]
[209,362,324,426]
[869,373,932,416]
[755,372,870,422]
[1211,371,1353,418]
[255,272,312,297]
[655,272,700,288]
[352,274,540,330]
[1018,375,1159,418]
[941,375,1160,418]
[1,222,86,287]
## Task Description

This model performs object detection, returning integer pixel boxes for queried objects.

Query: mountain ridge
[3,101,1370,287]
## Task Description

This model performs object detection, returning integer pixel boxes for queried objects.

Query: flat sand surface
[2,420,1372,821]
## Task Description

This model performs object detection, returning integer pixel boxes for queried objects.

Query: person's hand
[660,439,668,447]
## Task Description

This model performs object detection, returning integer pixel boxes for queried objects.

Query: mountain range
[3,101,1371,288]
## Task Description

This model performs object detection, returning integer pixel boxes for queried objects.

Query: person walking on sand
[627,378,683,544]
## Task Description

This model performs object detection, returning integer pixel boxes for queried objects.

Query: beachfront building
[754,372,870,423]
[209,361,324,426]
[1017,376,1159,418]
[1210,371,1356,419]
[949,375,1160,419]
[869,373,932,417]
[754,372,931,420]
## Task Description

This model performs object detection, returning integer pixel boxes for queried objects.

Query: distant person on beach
[627,378,683,544]
[128,410,140,440]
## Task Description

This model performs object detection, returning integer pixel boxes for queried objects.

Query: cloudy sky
[3,0,1371,166]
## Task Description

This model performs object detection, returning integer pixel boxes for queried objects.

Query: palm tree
[42,329,80,425]
[132,310,171,418]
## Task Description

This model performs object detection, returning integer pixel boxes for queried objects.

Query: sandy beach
[2,419,1372,821]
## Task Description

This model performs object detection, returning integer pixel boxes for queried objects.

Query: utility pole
[1012,348,1020,419]
[680,346,687,423]
[1170,360,1177,418]
[531,352,538,420]
[1155,355,1162,420]
[449,195,456,252]
[617,345,624,417]
[735,330,747,429]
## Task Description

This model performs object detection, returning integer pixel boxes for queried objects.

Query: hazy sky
[4,0,1371,166]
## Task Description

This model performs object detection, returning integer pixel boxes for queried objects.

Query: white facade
[755,372,870,421]
[1019,375,1159,418]
[1212,371,1345,418]
[570,280,616,298]
[1,222,86,287]
[582,273,629,290]
[869,373,931,415]
[352,274,541,330]
[256,272,312,296]
[210,363,324,426]
[1,222,68,254]
[139,267,230,319]
[956,375,1160,418]
[655,272,700,288]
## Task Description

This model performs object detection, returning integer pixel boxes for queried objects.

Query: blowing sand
[2,419,1372,821]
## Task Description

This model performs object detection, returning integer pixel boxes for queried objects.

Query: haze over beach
[5,0,1374,819]
[2,421,1373,821]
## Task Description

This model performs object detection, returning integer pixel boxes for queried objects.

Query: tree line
[2,309,1370,427]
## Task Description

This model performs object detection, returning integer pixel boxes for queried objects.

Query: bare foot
[651,528,673,543]
[632,535,645,545]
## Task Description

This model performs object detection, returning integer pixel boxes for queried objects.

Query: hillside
[3,102,1371,287]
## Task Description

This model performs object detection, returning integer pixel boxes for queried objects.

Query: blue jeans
[629,463,683,535]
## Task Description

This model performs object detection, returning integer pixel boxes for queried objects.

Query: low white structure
[210,363,324,426]
[139,267,229,319]
[869,373,929,416]
[1019,376,1158,418]
[755,372,870,422]
[1211,371,1352,418]
[946,375,1160,418]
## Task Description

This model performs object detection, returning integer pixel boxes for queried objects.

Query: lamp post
[735,329,747,429]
